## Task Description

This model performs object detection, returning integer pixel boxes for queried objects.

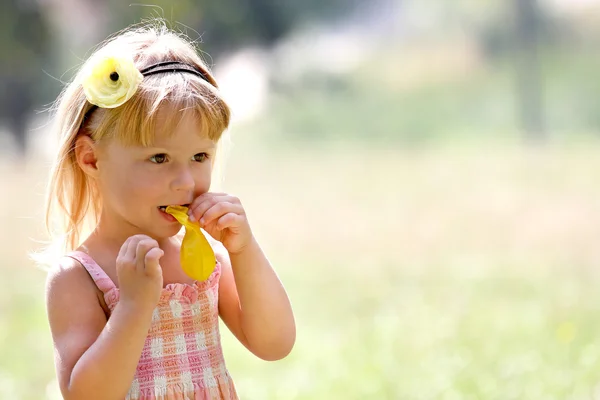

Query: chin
[161,223,185,238]
[135,221,181,241]
[146,225,181,240]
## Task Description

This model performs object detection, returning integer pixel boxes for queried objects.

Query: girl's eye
[149,153,168,164]
[193,153,209,162]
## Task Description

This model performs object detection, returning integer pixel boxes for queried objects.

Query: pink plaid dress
[68,251,239,400]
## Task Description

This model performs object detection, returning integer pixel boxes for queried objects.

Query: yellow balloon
[165,205,216,281]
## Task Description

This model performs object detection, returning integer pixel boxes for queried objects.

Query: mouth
[158,204,190,213]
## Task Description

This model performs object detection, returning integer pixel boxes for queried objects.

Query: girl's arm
[46,236,163,400]
[46,258,154,400]
[216,238,296,361]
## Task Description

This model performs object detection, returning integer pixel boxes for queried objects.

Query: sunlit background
[2,0,600,398]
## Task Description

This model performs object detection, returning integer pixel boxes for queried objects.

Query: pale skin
[45,109,296,400]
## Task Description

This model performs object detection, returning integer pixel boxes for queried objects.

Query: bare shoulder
[45,256,99,301]
[45,255,107,332]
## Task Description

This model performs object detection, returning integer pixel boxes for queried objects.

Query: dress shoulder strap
[66,250,116,294]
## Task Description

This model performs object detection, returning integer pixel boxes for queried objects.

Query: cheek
[195,166,213,193]
[124,172,166,203]
[101,166,163,207]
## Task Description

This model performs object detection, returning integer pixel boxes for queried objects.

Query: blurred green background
[2,0,600,399]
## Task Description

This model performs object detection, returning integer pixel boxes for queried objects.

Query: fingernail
[199,218,205,225]
[188,214,196,222]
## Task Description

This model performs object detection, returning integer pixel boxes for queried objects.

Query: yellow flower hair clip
[80,55,213,110]
[165,205,216,281]
[80,53,143,108]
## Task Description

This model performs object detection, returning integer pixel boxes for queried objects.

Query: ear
[75,135,100,178]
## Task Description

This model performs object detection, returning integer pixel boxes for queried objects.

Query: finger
[189,195,235,222]
[188,198,215,222]
[202,219,222,240]
[135,239,159,272]
[124,234,151,261]
[188,193,216,215]
[144,247,164,278]
[123,234,151,251]
[124,236,140,263]
[118,236,132,259]
[216,212,244,230]
[200,202,243,226]
[188,192,229,211]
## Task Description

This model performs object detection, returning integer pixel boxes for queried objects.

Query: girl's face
[95,110,216,240]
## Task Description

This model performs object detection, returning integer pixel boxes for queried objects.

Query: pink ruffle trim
[105,262,221,311]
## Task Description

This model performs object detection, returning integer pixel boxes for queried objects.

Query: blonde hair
[38,21,230,266]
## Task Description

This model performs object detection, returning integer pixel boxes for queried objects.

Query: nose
[171,164,195,192]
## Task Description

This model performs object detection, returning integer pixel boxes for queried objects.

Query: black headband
[139,61,212,84]
[83,61,213,120]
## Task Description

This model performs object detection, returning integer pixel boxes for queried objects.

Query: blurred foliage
[2,0,600,149]
[0,0,55,154]
[250,47,600,146]
[104,0,357,57]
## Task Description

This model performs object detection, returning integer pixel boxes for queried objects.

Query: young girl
[42,21,296,399]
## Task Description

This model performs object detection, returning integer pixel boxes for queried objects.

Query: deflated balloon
[165,205,216,281]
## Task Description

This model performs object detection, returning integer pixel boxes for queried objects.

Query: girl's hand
[116,235,164,309]
[188,193,253,255]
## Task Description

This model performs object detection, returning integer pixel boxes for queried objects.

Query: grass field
[1,139,600,399]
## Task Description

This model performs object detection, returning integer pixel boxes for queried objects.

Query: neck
[82,208,173,257]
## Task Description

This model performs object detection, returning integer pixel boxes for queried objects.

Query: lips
[158,204,190,212]
[158,204,190,223]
